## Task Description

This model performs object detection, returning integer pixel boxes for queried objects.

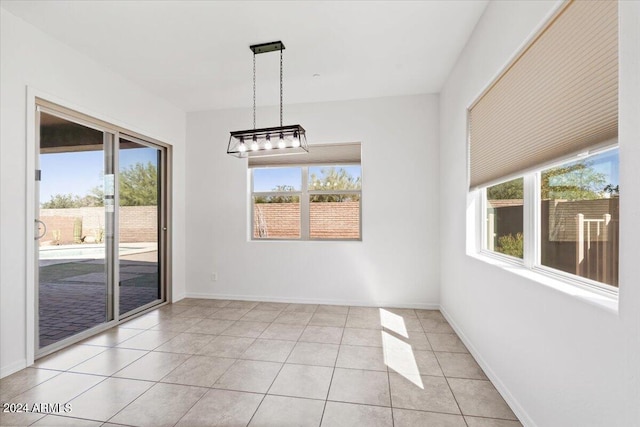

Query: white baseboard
[439,305,536,427]
[1,359,27,379]
[183,292,439,310]
[171,292,186,303]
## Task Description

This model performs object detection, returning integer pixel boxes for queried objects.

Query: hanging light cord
[280,48,284,127]
[253,53,256,130]
[252,46,283,130]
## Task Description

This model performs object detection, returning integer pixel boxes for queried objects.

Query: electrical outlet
[211,273,218,282]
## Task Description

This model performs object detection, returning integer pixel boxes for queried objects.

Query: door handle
[35,219,47,240]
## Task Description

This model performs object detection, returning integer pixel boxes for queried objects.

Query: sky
[41,148,614,202]
[590,148,619,186]
[41,149,360,202]
[253,165,362,192]
[40,147,158,203]
[549,148,619,189]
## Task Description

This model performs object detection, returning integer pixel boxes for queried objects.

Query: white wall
[186,94,440,308]
[439,1,640,426]
[0,8,187,377]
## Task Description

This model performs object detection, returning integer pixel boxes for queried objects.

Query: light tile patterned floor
[0,299,522,427]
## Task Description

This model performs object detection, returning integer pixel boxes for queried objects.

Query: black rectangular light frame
[227,124,308,158]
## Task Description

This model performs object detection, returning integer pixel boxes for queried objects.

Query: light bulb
[264,135,272,150]
[251,136,259,151]
[238,138,246,153]
[278,134,285,149]
[291,132,300,148]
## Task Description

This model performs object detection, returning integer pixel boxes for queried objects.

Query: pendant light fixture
[227,41,308,158]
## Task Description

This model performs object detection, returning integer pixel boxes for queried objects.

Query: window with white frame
[482,147,619,289]
[470,0,619,293]
[249,143,362,241]
[485,178,524,259]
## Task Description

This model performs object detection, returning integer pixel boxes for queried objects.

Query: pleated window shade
[469,0,618,190]
[248,142,361,168]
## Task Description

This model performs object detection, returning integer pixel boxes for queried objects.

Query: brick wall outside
[254,203,301,239]
[253,201,360,239]
[120,206,159,243]
[41,201,360,244]
[310,202,360,239]
[39,206,158,244]
[38,215,82,244]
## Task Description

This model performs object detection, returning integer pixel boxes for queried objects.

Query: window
[470,0,619,293]
[251,165,361,240]
[540,149,619,287]
[252,167,301,239]
[480,147,619,291]
[485,178,524,259]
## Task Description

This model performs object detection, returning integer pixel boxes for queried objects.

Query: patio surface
[39,257,160,348]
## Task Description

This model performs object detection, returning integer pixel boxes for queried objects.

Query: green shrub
[496,233,524,258]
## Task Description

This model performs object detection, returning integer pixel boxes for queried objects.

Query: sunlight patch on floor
[379,308,408,338]
[381,324,423,389]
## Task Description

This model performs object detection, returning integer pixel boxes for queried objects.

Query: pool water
[40,245,139,260]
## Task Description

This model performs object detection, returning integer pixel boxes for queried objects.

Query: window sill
[468,252,619,314]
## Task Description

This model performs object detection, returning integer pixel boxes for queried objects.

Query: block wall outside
[253,203,301,239]
[39,206,158,244]
[490,198,619,286]
[253,201,360,239]
[310,202,360,239]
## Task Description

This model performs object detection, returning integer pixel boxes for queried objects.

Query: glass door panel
[37,111,114,350]
[118,137,163,316]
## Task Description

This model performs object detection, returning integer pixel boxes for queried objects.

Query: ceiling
[2,1,488,112]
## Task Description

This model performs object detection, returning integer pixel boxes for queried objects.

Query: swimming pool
[39,245,144,260]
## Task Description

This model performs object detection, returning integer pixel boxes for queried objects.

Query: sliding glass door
[36,110,115,350]
[35,105,168,355]
[118,136,164,316]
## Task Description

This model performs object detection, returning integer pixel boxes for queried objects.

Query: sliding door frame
[35,106,118,358]
[27,90,172,361]
[118,133,168,319]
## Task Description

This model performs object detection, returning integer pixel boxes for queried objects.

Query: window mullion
[249,169,254,241]
[301,167,309,239]
[532,171,542,268]
[479,188,487,253]
[523,173,536,269]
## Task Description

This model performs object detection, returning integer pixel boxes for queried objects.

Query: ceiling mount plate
[250,41,285,55]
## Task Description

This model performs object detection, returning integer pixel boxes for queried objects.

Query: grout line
[385,306,403,426]
[1,370,65,403]
[432,346,468,426]
[318,319,345,426]
[463,414,524,422]
[170,380,214,427]
[259,392,327,404]
[245,324,297,426]
[387,358,396,426]
[323,399,393,410]
[104,360,209,426]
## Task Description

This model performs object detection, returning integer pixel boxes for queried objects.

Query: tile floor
[0,299,521,427]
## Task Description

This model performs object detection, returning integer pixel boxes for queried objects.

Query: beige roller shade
[249,142,361,168]
[469,0,618,189]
